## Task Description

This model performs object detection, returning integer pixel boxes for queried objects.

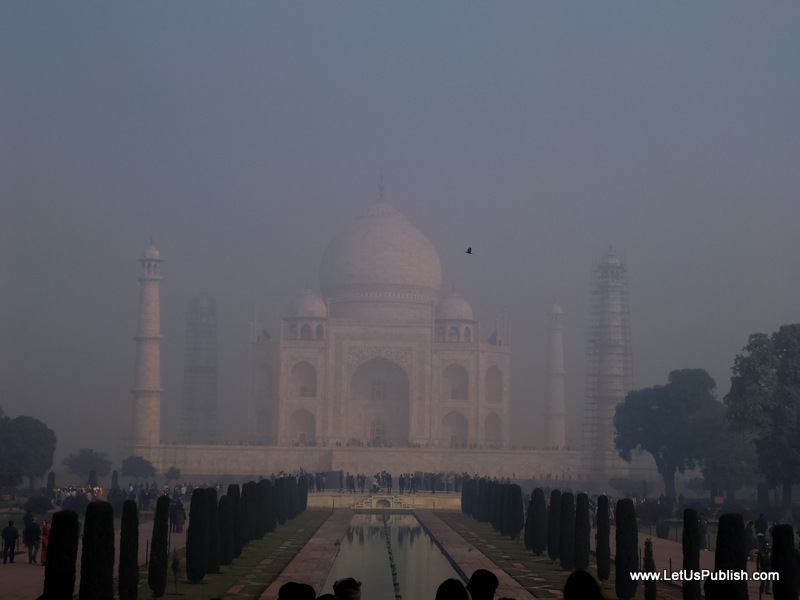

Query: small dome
[289,288,327,318]
[550,304,563,314]
[436,293,474,321]
[143,245,161,259]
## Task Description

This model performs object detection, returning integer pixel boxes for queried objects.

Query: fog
[2,2,798,468]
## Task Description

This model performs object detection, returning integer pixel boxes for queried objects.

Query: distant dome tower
[132,245,163,449]
[545,304,566,449]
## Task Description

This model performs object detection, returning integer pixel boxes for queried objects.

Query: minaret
[180,293,218,443]
[583,250,633,482]
[132,245,163,448]
[545,304,566,449]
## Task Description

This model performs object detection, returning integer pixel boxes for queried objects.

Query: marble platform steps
[351,494,414,511]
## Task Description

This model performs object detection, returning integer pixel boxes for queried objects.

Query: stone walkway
[601,526,763,599]
[0,513,185,600]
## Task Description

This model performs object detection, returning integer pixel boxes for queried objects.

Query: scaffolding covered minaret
[132,245,163,449]
[180,293,218,443]
[583,249,633,483]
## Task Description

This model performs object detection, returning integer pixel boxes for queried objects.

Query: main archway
[350,356,410,445]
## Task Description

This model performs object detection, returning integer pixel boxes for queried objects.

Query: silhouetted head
[7,520,13,527]
[296,584,316,600]
[436,578,469,600]
[278,582,301,600]
[333,578,361,600]
[317,595,337,600]
[467,569,499,600]
[563,570,603,600]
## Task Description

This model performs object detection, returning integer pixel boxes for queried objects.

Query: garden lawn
[136,509,331,600]
[437,511,684,600]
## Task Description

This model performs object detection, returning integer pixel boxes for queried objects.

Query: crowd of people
[272,568,604,600]
[1,510,49,566]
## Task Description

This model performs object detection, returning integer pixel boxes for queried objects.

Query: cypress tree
[771,524,797,600]
[118,500,139,600]
[185,488,207,583]
[88,469,97,487]
[47,471,56,491]
[559,492,575,571]
[643,538,657,600]
[246,481,259,539]
[711,513,747,600]
[530,488,547,555]
[298,474,308,513]
[614,498,638,600]
[218,495,234,566]
[148,495,169,599]
[256,479,268,538]
[265,479,276,533]
[41,509,79,600]
[226,483,243,558]
[596,495,610,586]
[524,495,534,549]
[509,484,524,540]
[239,482,251,545]
[205,487,220,575]
[682,508,701,600]
[79,501,115,600]
[547,489,561,561]
[274,478,287,525]
[574,492,590,571]
[477,478,489,523]
[111,470,118,491]
[286,476,298,520]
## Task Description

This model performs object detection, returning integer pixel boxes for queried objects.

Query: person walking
[40,519,50,566]
[2,520,19,564]
[25,517,41,563]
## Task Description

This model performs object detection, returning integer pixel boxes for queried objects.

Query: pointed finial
[378,170,385,202]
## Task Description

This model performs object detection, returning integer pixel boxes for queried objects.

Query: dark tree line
[185,475,307,584]
[460,478,524,539]
[38,475,309,598]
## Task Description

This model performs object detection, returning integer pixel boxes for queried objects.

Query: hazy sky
[2,2,798,469]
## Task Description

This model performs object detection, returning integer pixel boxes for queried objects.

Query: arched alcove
[443,363,468,401]
[351,357,409,445]
[485,413,501,447]
[290,361,317,397]
[485,366,502,403]
[442,411,468,447]
[289,409,316,445]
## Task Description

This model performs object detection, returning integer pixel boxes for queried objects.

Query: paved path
[416,510,536,599]
[0,514,185,600]
[600,525,762,598]
[260,509,354,599]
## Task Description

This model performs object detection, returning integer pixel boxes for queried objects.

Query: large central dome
[320,201,442,320]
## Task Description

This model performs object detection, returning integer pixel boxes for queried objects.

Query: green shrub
[614,498,638,600]
[596,495,610,584]
[118,500,139,600]
[42,509,80,600]
[79,501,115,600]
[574,492,590,571]
[148,495,169,598]
[547,489,561,561]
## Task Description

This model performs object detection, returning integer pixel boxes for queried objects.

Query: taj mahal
[129,197,625,482]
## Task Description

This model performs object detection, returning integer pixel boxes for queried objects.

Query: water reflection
[322,514,459,599]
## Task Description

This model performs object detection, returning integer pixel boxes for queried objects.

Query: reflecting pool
[322,513,461,599]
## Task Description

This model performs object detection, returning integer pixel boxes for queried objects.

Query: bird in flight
[466,247,472,254]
